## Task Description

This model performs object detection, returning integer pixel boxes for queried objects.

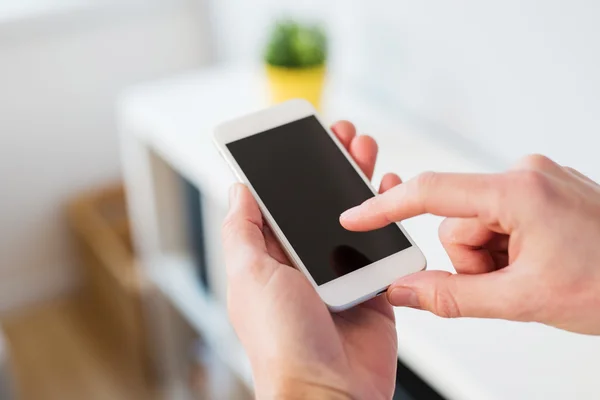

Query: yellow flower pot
[265,65,326,110]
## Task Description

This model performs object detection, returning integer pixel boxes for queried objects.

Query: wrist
[253,363,355,400]
[260,376,354,400]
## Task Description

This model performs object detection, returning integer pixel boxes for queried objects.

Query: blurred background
[1,1,599,399]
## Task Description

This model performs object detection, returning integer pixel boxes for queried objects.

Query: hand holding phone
[215,99,426,311]
[220,120,401,399]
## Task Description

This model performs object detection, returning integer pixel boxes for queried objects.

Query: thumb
[222,184,273,282]
[387,270,525,321]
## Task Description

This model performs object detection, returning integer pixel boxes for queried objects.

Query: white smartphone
[214,99,426,311]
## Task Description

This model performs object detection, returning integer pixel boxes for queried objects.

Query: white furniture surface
[119,64,600,400]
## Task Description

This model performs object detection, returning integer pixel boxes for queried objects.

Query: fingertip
[331,120,356,149]
[387,271,444,308]
[351,135,378,156]
[379,173,402,193]
[340,195,393,232]
[339,206,362,230]
[437,217,457,243]
[350,135,378,179]
[387,286,420,308]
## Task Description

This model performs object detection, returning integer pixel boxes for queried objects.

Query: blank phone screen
[227,115,412,285]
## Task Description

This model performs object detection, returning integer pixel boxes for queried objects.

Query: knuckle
[514,170,553,200]
[564,166,578,176]
[379,203,397,226]
[370,187,397,223]
[221,215,239,243]
[518,154,556,171]
[413,171,437,205]
[415,171,437,189]
[221,215,234,235]
[432,279,462,318]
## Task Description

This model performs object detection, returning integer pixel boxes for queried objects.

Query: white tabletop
[119,64,600,400]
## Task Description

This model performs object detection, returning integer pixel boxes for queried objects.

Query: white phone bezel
[213,99,426,311]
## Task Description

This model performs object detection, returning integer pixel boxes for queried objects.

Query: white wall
[0,1,211,313]
[208,1,600,178]
[352,1,600,179]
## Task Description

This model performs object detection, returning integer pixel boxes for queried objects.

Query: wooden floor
[1,296,157,400]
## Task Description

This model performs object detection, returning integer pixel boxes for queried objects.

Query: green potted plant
[264,20,328,109]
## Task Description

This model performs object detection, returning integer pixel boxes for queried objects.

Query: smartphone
[214,99,426,311]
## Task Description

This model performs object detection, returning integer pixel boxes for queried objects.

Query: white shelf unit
[147,254,253,386]
[119,65,600,400]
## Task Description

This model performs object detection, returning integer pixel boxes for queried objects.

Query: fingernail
[340,205,360,220]
[229,185,239,207]
[389,287,420,308]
